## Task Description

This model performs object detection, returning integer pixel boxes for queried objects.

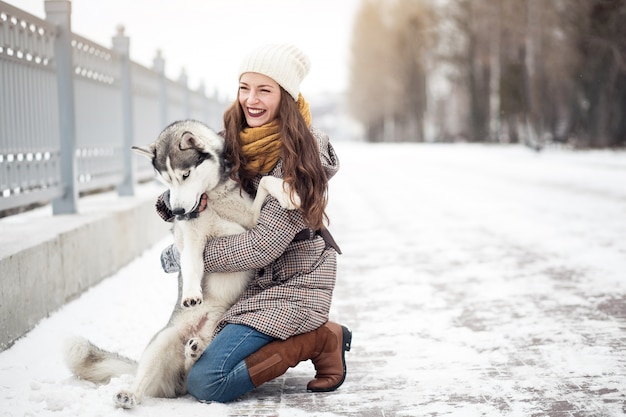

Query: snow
[1,142,625,416]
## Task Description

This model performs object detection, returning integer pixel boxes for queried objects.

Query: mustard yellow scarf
[239,94,312,174]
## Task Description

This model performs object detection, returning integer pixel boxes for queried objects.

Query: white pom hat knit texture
[238,44,311,101]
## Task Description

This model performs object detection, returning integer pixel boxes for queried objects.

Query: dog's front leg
[178,221,205,308]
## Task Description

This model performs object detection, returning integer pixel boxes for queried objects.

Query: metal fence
[0,0,226,215]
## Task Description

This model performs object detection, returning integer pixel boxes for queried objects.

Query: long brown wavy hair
[223,88,329,230]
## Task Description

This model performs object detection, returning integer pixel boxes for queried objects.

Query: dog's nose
[171,207,185,216]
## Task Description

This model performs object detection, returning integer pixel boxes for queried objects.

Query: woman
[157,43,351,403]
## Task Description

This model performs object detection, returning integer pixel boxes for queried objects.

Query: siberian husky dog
[64,120,299,409]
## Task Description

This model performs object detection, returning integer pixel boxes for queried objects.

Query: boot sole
[308,325,352,393]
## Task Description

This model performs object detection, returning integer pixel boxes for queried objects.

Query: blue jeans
[186,323,275,403]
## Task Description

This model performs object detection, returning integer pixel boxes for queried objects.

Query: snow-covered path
[1,143,625,416]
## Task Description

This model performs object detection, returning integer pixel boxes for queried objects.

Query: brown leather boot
[244,321,352,392]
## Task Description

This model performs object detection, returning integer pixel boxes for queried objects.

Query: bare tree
[348,0,626,147]
[348,0,394,142]
[348,0,436,142]
[570,0,626,147]
[388,0,436,141]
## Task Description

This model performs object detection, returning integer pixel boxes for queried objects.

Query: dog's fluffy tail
[64,336,138,383]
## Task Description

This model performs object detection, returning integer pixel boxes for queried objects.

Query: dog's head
[132,120,227,218]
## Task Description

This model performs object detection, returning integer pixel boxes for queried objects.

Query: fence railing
[0,0,226,215]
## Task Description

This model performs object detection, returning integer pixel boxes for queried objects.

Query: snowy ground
[1,142,625,417]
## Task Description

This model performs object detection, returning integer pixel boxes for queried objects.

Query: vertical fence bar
[179,68,190,119]
[45,0,77,214]
[153,50,167,128]
[113,25,135,196]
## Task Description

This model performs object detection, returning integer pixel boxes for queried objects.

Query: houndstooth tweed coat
[157,127,340,340]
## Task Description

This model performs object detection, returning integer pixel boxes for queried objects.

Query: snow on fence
[0,0,225,215]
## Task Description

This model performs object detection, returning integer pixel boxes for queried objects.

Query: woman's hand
[198,193,208,213]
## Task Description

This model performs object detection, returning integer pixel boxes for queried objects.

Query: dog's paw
[289,192,301,210]
[277,182,301,210]
[114,390,137,409]
[185,338,201,359]
[181,288,203,308]
[260,176,300,210]
[181,297,203,308]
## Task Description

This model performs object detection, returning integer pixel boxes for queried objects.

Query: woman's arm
[312,127,340,180]
[202,196,307,273]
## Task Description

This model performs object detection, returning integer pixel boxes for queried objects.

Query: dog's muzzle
[164,190,200,221]
[173,199,201,221]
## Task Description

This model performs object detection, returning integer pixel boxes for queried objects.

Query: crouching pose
[157,43,351,402]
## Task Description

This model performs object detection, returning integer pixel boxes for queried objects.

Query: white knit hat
[238,44,311,101]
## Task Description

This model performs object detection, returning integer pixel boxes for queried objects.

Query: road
[1,142,625,416]
[324,143,626,416]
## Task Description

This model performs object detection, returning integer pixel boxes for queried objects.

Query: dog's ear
[180,132,203,151]
[132,144,156,160]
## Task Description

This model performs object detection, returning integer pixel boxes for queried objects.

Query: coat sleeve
[202,196,307,273]
[312,127,340,180]
[155,191,174,222]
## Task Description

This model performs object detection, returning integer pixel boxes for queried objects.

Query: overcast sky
[13,0,360,100]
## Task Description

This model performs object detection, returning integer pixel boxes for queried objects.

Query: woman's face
[238,72,282,128]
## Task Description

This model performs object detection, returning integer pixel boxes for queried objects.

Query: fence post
[179,69,190,119]
[197,82,210,126]
[113,25,135,196]
[46,0,77,215]
[153,50,167,128]
[209,88,223,131]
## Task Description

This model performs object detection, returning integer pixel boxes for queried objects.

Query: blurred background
[10,0,626,148]
[348,0,626,148]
